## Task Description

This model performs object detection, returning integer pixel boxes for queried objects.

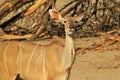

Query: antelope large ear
[49,9,63,20]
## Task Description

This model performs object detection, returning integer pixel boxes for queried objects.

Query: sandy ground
[70,38,120,80]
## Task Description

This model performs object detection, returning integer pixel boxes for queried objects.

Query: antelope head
[49,9,84,36]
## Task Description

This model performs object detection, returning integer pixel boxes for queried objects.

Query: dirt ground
[70,38,120,80]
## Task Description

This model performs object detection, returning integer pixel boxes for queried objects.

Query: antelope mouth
[68,28,74,32]
[67,28,75,35]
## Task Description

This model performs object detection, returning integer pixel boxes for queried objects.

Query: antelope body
[0,9,84,80]
[0,41,67,80]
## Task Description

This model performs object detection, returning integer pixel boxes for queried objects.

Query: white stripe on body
[4,42,10,72]
[27,44,39,73]
[19,42,26,74]
[42,46,47,72]
[35,46,47,73]
[17,42,24,73]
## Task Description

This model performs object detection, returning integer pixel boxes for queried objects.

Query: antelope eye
[74,21,78,23]
[63,20,67,23]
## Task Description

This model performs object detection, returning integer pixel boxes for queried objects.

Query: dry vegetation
[0,0,119,40]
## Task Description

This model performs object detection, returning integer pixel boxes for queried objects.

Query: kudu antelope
[0,9,84,80]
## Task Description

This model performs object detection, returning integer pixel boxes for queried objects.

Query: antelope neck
[62,32,75,68]
[65,33,75,59]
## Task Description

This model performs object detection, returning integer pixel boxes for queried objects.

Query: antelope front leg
[14,74,24,80]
